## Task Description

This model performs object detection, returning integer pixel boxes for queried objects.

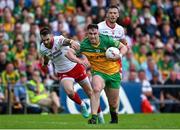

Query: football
[105,47,120,60]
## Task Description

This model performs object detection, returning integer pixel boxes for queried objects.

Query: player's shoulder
[80,37,89,46]
[115,23,124,30]
[98,21,106,27]
[53,35,65,44]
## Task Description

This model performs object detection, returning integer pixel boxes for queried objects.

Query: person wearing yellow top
[66,24,127,124]
[27,70,62,114]
[1,63,19,87]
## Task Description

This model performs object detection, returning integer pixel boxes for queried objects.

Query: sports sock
[97,106,101,113]
[110,107,118,123]
[110,111,118,123]
[69,92,82,105]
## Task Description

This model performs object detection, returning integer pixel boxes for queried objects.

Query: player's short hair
[40,27,51,36]
[87,24,98,30]
[107,5,119,13]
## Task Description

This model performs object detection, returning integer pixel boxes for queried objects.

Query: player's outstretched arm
[63,38,80,50]
[65,48,82,64]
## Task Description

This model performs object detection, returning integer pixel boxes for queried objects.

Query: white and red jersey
[40,35,77,73]
[98,21,125,41]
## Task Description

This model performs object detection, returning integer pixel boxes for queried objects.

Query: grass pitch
[0,114,180,129]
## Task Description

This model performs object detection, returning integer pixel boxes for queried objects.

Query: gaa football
[105,47,120,59]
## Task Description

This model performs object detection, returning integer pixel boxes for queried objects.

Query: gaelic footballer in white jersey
[98,21,125,41]
[40,35,77,74]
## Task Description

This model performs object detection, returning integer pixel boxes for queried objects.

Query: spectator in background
[150,71,162,85]
[137,69,158,113]
[0,52,8,73]
[95,7,106,23]
[2,7,15,35]
[21,12,35,36]
[127,70,138,82]
[69,16,78,38]
[0,76,7,114]
[27,70,63,114]
[13,72,27,113]
[13,0,25,20]
[152,39,164,63]
[157,51,174,82]
[75,26,86,42]
[150,71,164,112]
[24,23,41,50]
[0,0,14,11]
[170,5,180,39]
[52,13,70,35]
[20,7,29,23]
[141,54,159,81]
[25,63,34,81]
[162,71,180,112]
[34,6,44,26]
[1,63,19,88]
[14,21,23,36]
[122,49,140,81]
[1,44,15,64]
[141,13,157,38]
[160,22,175,44]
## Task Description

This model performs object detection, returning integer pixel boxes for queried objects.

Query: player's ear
[117,12,119,18]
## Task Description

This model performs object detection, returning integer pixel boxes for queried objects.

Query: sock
[97,106,101,113]
[110,111,118,123]
[69,92,82,105]
[110,107,118,123]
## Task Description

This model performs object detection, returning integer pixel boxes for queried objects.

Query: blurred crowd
[0,0,179,114]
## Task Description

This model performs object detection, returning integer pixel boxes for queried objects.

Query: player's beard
[110,17,117,23]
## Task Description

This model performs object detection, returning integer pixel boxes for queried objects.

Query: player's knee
[109,100,118,108]
[93,87,101,93]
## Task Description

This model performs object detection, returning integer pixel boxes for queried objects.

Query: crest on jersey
[58,38,63,44]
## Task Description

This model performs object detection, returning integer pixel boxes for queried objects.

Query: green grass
[0,114,180,129]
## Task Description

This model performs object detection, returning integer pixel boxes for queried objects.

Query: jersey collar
[49,37,54,48]
[105,20,116,29]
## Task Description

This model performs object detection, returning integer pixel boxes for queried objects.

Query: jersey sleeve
[119,27,126,40]
[108,36,120,48]
[57,35,66,46]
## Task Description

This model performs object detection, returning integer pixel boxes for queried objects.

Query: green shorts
[92,71,121,89]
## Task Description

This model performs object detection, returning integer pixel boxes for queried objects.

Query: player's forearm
[66,49,82,64]
[43,56,49,66]
[119,44,128,56]
[121,39,128,46]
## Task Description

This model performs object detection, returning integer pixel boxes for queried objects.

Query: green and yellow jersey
[79,34,120,75]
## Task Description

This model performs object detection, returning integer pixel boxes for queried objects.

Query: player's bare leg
[88,75,105,124]
[105,87,120,123]
[79,77,95,118]
[61,78,89,118]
